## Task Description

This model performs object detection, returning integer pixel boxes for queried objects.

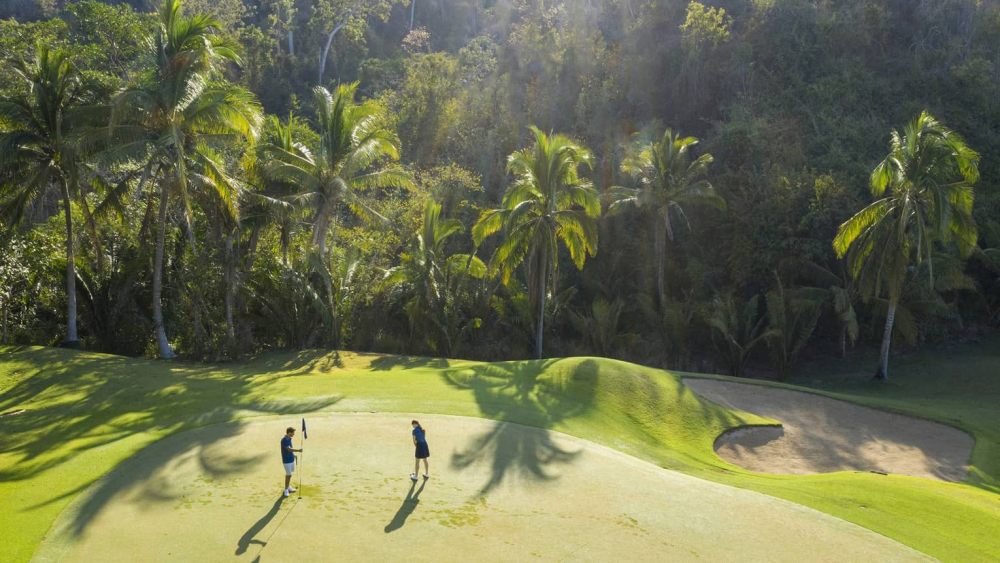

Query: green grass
[1,343,998,562]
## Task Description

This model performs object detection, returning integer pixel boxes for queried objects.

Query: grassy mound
[1,345,998,561]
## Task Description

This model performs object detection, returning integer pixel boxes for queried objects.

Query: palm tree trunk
[60,178,79,346]
[875,301,896,381]
[153,181,175,359]
[312,200,334,257]
[654,212,665,306]
[224,232,236,344]
[535,247,547,359]
[840,326,848,358]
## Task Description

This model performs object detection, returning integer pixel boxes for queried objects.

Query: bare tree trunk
[287,30,294,56]
[60,177,79,346]
[875,301,896,381]
[317,19,349,86]
[409,0,416,30]
[153,180,175,359]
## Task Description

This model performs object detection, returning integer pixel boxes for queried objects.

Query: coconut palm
[610,128,724,305]
[474,126,601,358]
[765,275,826,379]
[778,258,860,358]
[384,199,486,354]
[704,293,772,377]
[0,46,88,346]
[109,0,262,358]
[262,82,412,260]
[834,111,979,380]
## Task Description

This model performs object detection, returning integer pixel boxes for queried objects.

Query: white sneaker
[283,488,290,497]
[409,473,418,481]
[287,487,297,493]
[423,474,430,479]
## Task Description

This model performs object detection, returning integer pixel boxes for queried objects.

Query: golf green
[33,414,927,562]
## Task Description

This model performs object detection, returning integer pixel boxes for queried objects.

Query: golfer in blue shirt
[281,427,302,497]
[411,420,430,481]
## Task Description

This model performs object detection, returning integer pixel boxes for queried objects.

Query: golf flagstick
[299,418,307,498]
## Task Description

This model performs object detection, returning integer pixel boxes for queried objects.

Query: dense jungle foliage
[1,0,998,379]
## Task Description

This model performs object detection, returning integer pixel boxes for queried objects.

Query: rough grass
[1,343,998,562]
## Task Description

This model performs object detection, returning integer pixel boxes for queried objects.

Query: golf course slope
[2,345,1000,561]
[34,414,926,562]
[684,379,974,481]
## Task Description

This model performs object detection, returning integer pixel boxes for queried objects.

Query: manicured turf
[1,343,998,561]
[36,414,924,562]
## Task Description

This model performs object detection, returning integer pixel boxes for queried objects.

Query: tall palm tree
[834,111,979,380]
[0,46,88,346]
[610,128,724,305]
[110,0,262,358]
[263,82,412,260]
[384,199,486,355]
[474,126,601,358]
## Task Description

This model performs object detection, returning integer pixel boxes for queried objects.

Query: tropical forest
[2,0,999,380]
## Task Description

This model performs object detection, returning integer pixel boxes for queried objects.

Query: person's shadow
[235,496,285,555]
[383,480,426,533]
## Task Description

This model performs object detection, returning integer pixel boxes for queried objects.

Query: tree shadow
[452,421,580,494]
[232,349,344,376]
[368,355,451,371]
[383,479,426,533]
[236,496,286,555]
[441,358,598,493]
[0,346,341,537]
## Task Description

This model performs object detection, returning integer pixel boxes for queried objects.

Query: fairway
[34,414,927,562]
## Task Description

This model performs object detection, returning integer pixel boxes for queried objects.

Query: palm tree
[109,0,262,358]
[834,111,979,380]
[704,293,772,377]
[474,126,601,358]
[765,275,825,379]
[384,199,486,355]
[262,82,411,260]
[778,258,859,358]
[0,46,88,346]
[610,128,724,305]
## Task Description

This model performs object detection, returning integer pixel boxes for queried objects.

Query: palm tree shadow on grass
[442,358,600,494]
[383,479,426,533]
[0,347,341,538]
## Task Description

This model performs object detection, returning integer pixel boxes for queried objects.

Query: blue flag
[301,417,308,440]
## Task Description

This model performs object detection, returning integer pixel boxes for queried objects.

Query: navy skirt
[415,441,430,459]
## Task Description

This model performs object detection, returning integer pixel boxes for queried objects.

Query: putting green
[35,414,928,562]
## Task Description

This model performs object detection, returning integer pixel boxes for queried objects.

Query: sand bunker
[683,379,973,481]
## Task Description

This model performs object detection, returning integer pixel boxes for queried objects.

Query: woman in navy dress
[411,420,430,480]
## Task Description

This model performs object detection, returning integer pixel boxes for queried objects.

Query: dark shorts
[415,442,430,459]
